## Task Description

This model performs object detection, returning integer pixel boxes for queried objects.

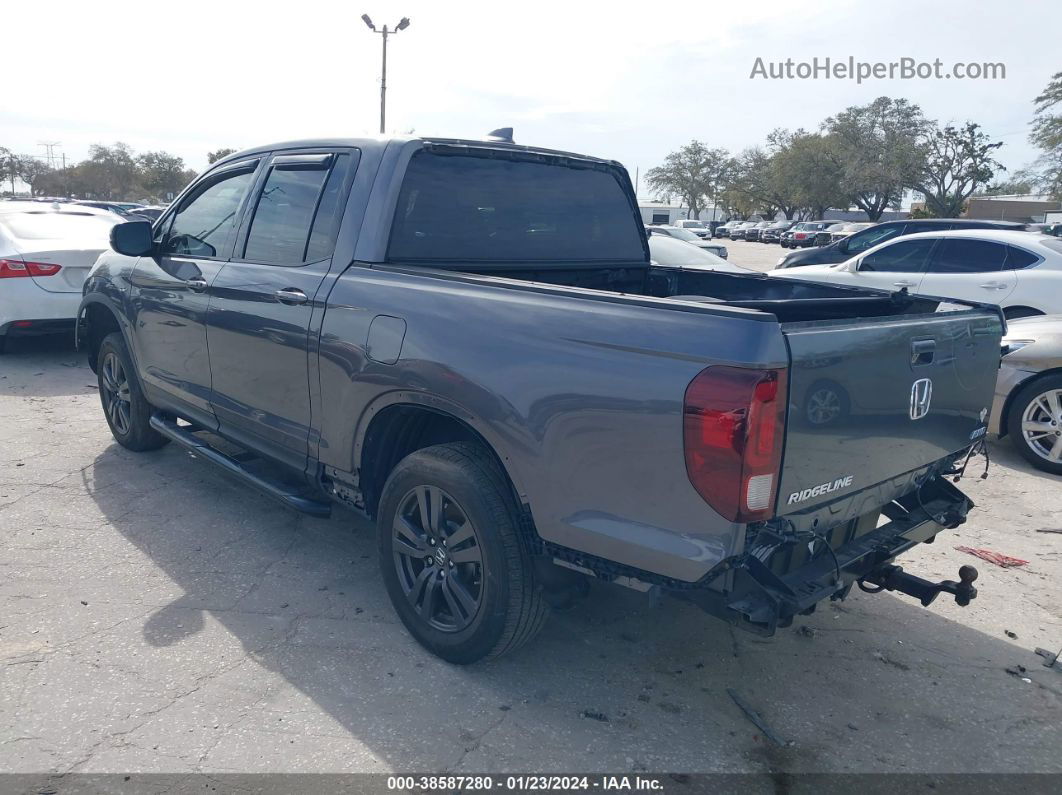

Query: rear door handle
[979,282,1007,290]
[186,276,208,292]
[893,280,916,288]
[275,287,308,305]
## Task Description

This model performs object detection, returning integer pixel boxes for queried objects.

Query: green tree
[16,157,54,197]
[79,143,142,199]
[768,131,847,219]
[138,151,193,200]
[646,141,730,219]
[1029,72,1062,199]
[823,97,928,220]
[0,147,18,195]
[207,148,237,165]
[909,122,1004,217]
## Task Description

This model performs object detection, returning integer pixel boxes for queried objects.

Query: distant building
[638,201,726,225]
[964,194,1062,223]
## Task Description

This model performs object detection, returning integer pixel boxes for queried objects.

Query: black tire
[97,332,169,452]
[1006,373,1062,475]
[377,442,548,663]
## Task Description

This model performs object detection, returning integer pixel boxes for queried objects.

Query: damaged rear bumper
[676,476,975,635]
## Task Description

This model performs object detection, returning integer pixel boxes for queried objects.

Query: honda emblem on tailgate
[910,378,933,420]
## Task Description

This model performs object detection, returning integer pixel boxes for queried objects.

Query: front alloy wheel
[392,485,483,632]
[100,351,132,436]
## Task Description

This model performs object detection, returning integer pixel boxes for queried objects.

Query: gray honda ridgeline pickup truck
[79,135,997,663]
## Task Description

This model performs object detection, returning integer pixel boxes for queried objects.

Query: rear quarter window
[388,151,645,264]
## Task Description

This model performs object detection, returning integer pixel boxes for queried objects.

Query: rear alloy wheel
[377,442,548,663]
[1007,374,1062,475]
[392,485,484,633]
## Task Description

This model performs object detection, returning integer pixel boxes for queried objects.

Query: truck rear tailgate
[777,309,1002,515]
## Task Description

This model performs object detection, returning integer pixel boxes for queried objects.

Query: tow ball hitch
[858,564,979,607]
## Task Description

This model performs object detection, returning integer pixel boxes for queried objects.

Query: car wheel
[1006,373,1062,475]
[377,442,549,663]
[97,332,169,452]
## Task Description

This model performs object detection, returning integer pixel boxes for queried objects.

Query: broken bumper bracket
[678,476,976,635]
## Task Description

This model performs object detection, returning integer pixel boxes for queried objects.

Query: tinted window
[244,163,331,264]
[859,238,937,273]
[1005,245,1040,269]
[927,238,1007,274]
[842,224,902,254]
[305,154,352,262]
[163,168,256,258]
[389,152,644,263]
[907,221,954,232]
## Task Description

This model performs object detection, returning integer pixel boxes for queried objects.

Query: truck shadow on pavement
[83,443,1061,774]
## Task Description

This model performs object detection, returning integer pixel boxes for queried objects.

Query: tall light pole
[362,14,410,135]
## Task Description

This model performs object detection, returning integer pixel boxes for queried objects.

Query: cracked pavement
[1,335,1060,775]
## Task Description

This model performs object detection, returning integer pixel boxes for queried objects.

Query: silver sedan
[991,314,1062,473]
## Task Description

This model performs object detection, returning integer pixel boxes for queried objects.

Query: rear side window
[1005,245,1040,269]
[927,238,1007,273]
[843,224,903,254]
[860,238,936,273]
[388,152,645,263]
[243,159,332,265]
[163,168,257,258]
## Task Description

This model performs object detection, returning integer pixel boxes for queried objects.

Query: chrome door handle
[979,282,1006,290]
[893,280,916,288]
[275,287,308,305]
[186,276,208,292]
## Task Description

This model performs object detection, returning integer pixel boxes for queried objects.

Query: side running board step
[149,414,331,517]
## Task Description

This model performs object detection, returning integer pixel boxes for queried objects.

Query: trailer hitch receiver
[858,564,978,607]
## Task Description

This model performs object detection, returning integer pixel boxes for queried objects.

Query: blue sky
[4,0,1057,198]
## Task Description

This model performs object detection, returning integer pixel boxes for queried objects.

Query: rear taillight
[0,259,62,278]
[683,366,787,523]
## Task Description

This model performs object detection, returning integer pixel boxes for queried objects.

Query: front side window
[389,152,644,263]
[927,238,1007,274]
[163,168,256,258]
[859,238,937,273]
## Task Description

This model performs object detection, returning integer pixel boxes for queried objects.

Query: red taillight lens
[0,259,62,278]
[683,366,787,523]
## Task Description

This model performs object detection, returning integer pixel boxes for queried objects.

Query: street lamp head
[396,17,410,30]
[361,13,375,30]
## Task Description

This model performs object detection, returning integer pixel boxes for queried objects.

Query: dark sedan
[761,221,794,243]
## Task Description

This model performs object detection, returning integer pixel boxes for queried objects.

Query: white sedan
[0,202,119,353]
[766,229,1062,320]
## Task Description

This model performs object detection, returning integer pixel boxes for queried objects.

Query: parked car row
[0,197,167,222]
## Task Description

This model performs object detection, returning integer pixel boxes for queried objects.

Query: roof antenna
[486,127,514,143]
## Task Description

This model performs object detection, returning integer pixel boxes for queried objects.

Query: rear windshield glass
[388,152,645,263]
[0,212,116,240]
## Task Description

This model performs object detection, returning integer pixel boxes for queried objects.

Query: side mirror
[110,220,154,257]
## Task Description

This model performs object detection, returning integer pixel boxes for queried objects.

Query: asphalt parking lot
[718,238,790,272]
[1,288,1060,776]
